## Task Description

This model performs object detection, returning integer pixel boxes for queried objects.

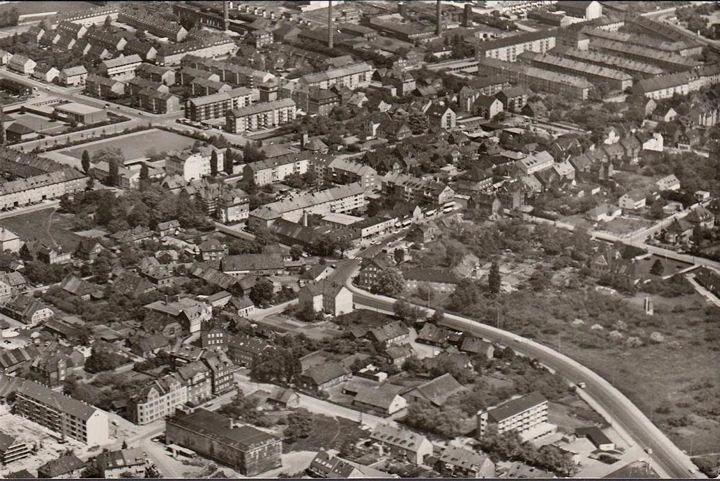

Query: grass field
[0,208,82,252]
[283,414,367,453]
[62,129,197,162]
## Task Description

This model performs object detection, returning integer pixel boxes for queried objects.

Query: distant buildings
[166,409,282,476]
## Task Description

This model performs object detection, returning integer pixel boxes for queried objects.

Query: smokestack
[328,0,334,49]
[436,0,442,36]
[463,4,472,27]
[223,1,229,31]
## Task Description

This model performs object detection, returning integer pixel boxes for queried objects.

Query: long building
[624,15,704,55]
[0,149,88,210]
[478,57,592,100]
[588,38,701,72]
[186,87,254,122]
[552,46,663,78]
[58,5,119,26]
[12,378,110,445]
[243,152,310,186]
[225,98,296,133]
[156,37,236,66]
[580,27,702,57]
[248,183,366,230]
[477,391,550,441]
[518,51,632,91]
[636,71,695,100]
[299,62,374,90]
[476,30,557,63]
[166,409,282,476]
[118,10,188,42]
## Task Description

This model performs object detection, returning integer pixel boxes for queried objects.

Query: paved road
[345,278,703,479]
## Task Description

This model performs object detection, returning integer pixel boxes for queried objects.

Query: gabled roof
[370,423,429,453]
[302,361,348,385]
[354,383,405,410]
[38,454,85,477]
[369,321,409,344]
[406,373,465,407]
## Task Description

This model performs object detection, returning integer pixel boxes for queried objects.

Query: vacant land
[63,129,197,162]
[0,208,82,252]
[283,414,367,454]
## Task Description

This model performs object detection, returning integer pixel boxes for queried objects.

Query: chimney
[436,0,442,36]
[398,2,407,16]
[328,0,334,49]
[301,133,309,148]
[302,210,309,227]
[223,1,229,31]
[463,4,472,27]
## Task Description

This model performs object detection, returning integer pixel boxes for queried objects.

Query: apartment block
[243,152,309,186]
[225,98,296,133]
[477,391,552,441]
[186,87,254,122]
[300,62,374,90]
[518,51,632,91]
[476,30,557,62]
[129,373,188,425]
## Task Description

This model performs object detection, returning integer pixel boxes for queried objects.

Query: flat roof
[322,212,363,225]
[55,102,103,115]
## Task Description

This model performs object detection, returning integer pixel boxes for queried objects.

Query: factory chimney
[223,1,229,31]
[463,4,472,27]
[436,0,442,36]
[328,0,334,49]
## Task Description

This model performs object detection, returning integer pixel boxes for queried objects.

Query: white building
[165,147,223,182]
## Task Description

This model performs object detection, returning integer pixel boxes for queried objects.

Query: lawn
[600,216,653,236]
[0,208,82,252]
[62,129,197,162]
[612,171,660,194]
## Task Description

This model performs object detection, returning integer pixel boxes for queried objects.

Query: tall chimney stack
[436,0,442,36]
[328,0,334,49]
[223,1,229,31]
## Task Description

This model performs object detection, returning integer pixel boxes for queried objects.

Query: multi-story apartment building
[99,54,142,81]
[85,74,125,99]
[182,56,275,88]
[478,57,592,100]
[0,433,33,465]
[155,37,236,66]
[225,98,296,133]
[552,46,663,78]
[166,409,282,476]
[13,379,110,445]
[129,373,188,425]
[243,152,309,186]
[624,15,703,56]
[202,350,236,395]
[186,87,254,122]
[327,157,379,192]
[382,172,456,206]
[59,65,88,87]
[176,361,212,405]
[588,38,701,72]
[636,72,696,100]
[136,63,175,85]
[58,5,119,26]
[476,30,557,63]
[299,62,374,90]
[518,52,632,91]
[581,27,701,58]
[248,183,366,230]
[195,181,250,223]
[118,11,188,42]
[96,448,147,479]
[477,391,549,440]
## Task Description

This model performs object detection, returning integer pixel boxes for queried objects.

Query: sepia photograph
[0,0,718,479]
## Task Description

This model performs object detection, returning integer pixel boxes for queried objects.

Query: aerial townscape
[0,0,718,479]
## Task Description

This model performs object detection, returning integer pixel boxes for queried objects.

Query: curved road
[345,279,703,479]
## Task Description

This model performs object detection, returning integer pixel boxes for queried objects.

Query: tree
[81,150,91,173]
[139,163,149,180]
[415,282,435,303]
[394,248,405,264]
[85,347,127,373]
[249,278,274,306]
[374,269,405,296]
[649,200,665,220]
[224,148,234,174]
[290,245,304,261]
[104,15,113,27]
[242,142,266,163]
[210,150,218,176]
[108,158,120,186]
[489,261,501,295]
[429,308,445,324]
[393,298,423,324]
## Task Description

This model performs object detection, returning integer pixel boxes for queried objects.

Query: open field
[62,129,197,162]
[283,414,367,454]
[0,208,82,252]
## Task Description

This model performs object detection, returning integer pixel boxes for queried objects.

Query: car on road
[577,381,587,389]
[644,447,653,454]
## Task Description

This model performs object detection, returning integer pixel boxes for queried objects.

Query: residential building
[479,57,592,100]
[403,373,465,407]
[353,384,408,416]
[37,454,86,478]
[243,153,309,186]
[144,297,212,333]
[589,38,700,72]
[427,104,457,130]
[431,446,496,478]
[202,350,236,395]
[476,30,557,63]
[7,55,36,75]
[656,174,680,192]
[368,321,410,347]
[176,361,212,405]
[166,409,282,476]
[136,63,175,85]
[248,183,366,230]
[297,280,353,317]
[85,74,125,99]
[118,11,188,41]
[225,98,296,133]
[1,294,53,325]
[12,379,110,444]
[227,335,271,366]
[59,65,88,87]
[156,37,236,66]
[298,361,349,392]
[124,40,158,62]
[95,448,146,479]
[518,51,632,91]
[128,373,188,425]
[99,54,142,81]
[58,5,119,27]
[619,192,646,210]
[186,87,254,122]
[553,46,663,78]
[0,432,33,465]
[370,424,433,465]
[477,391,552,440]
[327,157,379,192]
[515,151,554,175]
[166,147,224,182]
[221,254,285,277]
[32,64,60,83]
[300,62,374,90]
[0,228,21,253]
[556,0,602,20]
